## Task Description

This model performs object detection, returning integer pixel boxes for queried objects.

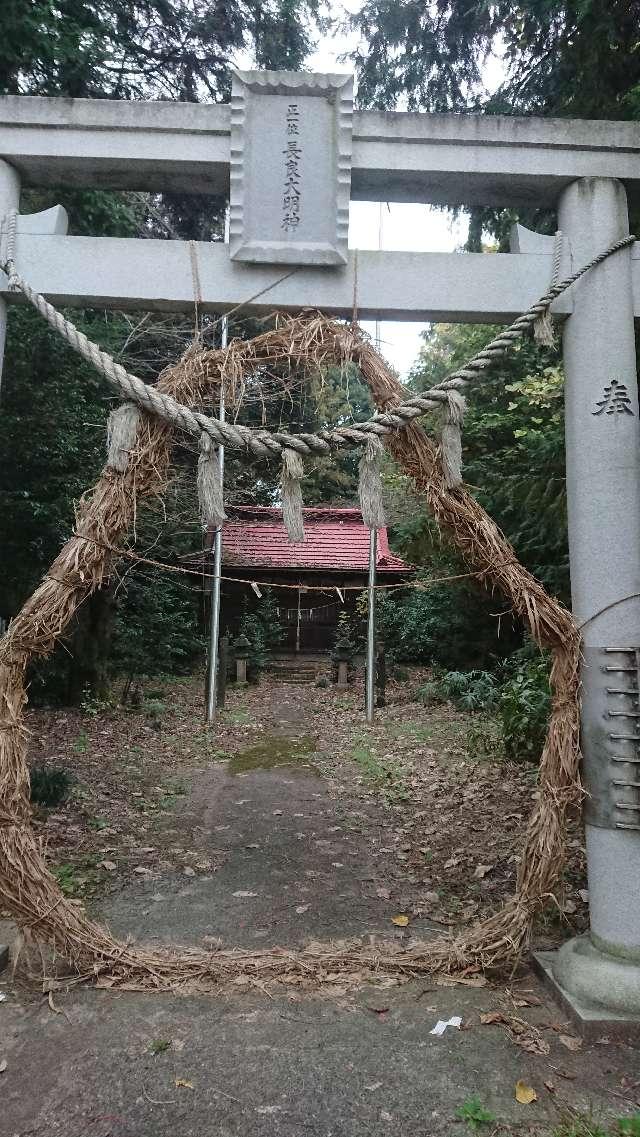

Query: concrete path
[98,685,437,950]
[1,685,639,1136]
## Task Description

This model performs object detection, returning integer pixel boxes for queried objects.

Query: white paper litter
[430,1016,462,1036]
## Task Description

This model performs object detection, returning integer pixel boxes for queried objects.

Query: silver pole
[205,214,229,724]
[365,527,377,724]
[205,372,225,723]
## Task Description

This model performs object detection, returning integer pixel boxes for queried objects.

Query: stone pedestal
[337,660,349,688]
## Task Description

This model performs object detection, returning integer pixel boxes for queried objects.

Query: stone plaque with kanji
[229,70,353,266]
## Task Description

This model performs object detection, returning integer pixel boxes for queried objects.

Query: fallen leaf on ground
[480,1012,506,1025]
[391,914,409,927]
[0,1059,6,1073]
[515,1080,537,1104]
[99,860,117,871]
[544,1081,556,1094]
[473,864,493,880]
[559,1034,582,1052]
[175,1078,194,1090]
[295,905,309,915]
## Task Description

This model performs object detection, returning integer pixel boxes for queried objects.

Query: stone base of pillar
[534,938,640,1041]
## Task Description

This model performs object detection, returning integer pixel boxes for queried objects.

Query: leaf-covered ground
[21,669,588,947]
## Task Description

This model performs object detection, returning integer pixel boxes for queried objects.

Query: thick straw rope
[0,307,582,990]
[1,209,634,463]
[0,212,630,991]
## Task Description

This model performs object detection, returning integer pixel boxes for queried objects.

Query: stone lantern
[233,634,251,685]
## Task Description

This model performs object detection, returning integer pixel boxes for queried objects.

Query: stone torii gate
[1,70,640,1026]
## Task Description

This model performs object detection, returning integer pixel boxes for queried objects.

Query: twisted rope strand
[1,215,634,462]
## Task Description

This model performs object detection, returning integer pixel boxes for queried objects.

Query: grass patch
[552,1114,640,1137]
[349,741,410,802]
[456,1095,496,1131]
[52,856,100,897]
[387,720,435,742]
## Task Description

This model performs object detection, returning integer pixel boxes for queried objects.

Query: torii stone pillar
[0,159,20,394]
[549,177,640,1016]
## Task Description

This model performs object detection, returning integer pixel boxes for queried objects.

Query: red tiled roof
[219,506,411,574]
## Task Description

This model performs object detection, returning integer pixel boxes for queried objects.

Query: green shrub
[417,680,445,707]
[235,590,284,681]
[437,669,500,712]
[499,653,551,763]
[30,765,72,807]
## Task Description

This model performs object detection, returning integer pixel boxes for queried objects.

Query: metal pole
[205,325,226,724]
[205,213,230,724]
[365,527,377,723]
[0,160,21,401]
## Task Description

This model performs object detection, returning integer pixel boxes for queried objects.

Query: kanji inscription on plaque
[229,70,353,266]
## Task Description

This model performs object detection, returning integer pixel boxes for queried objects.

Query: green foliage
[29,765,72,807]
[332,610,359,657]
[351,0,640,122]
[456,1095,496,1132]
[1,0,319,100]
[349,739,410,802]
[235,590,284,679]
[552,1114,640,1137]
[374,571,519,672]
[410,324,568,601]
[435,669,500,712]
[499,651,552,763]
[111,568,205,684]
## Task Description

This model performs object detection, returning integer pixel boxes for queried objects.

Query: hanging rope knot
[358,434,387,530]
[440,390,466,489]
[106,402,141,473]
[281,447,305,543]
[197,433,226,531]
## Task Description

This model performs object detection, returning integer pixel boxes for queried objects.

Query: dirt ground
[1,672,638,1137]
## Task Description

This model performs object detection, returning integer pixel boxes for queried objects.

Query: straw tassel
[197,433,226,530]
[106,402,140,473]
[533,305,555,347]
[440,391,466,489]
[281,448,305,543]
[358,435,387,530]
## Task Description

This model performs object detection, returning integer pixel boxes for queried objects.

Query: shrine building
[212,506,412,655]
